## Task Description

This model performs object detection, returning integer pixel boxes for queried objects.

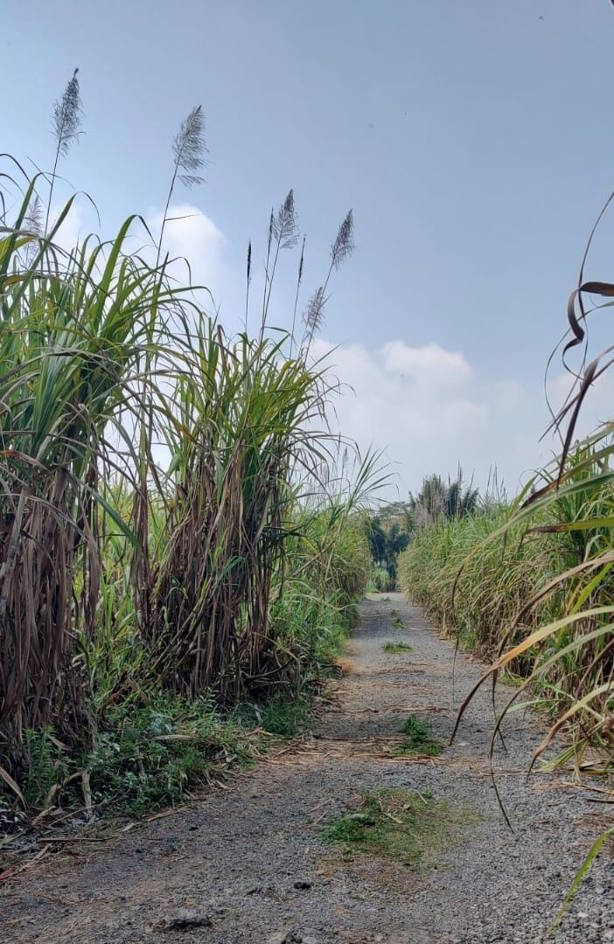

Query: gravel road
[2,593,612,943]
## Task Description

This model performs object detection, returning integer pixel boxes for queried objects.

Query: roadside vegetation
[397,223,614,907]
[398,449,613,774]
[0,72,380,828]
[398,450,614,917]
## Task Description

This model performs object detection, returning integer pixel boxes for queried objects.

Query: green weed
[322,788,472,869]
[396,714,443,756]
[382,641,413,654]
[82,695,258,817]
[259,695,311,737]
[23,728,69,809]
[235,694,312,738]
[18,696,259,819]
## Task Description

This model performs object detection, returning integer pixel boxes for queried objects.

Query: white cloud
[312,338,614,500]
[50,201,226,307]
[146,203,226,298]
[381,340,474,390]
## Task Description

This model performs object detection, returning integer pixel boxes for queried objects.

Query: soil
[2,593,612,943]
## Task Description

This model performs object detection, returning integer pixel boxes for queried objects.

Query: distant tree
[385,522,409,583]
[387,522,410,558]
[366,516,410,587]
[367,516,387,566]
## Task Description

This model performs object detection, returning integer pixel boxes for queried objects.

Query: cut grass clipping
[382,641,413,654]
[322,789,473,869]
[396,714,443,756]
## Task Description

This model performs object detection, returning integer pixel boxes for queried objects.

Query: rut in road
[2,594,612,944]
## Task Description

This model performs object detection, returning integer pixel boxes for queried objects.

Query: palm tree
[409,471,479,529]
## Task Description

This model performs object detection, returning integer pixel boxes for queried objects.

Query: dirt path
[2,594,612,943]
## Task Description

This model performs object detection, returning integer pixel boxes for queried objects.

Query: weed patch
[18,690,316,821]
[84,696,258,816]
[17,696,261,819]
[235,694,312,738]
[322,789,473,869]
[395,714,444,756]
[382,641,413,654]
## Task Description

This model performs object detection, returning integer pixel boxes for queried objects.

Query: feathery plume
[24,195,43,237]
[304,285,327,338]
[272,189,299,249]
[157,105,207,266]
[260,193,300,337]
[46,68,83,235]
[245,240,252,330]
[52,68,82,157]
[173,105,207,187]
[330,209,354,270]
[301,209,354,354]
[290,235,306,356]
[23,195,44,262]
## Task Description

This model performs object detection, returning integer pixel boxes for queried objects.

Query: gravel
[1,593,612,943]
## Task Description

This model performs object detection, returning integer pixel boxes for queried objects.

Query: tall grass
[148,327,353,701]
[397,193,614,926]
[399,448,613,770]
[0,82,379,815]
[0,177,170,751]
[398,444,614,921]
[399,203,614,783]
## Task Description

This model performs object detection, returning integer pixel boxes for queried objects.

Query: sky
[3,0,614,499]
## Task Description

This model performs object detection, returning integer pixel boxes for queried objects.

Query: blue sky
[4,1,614,495]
